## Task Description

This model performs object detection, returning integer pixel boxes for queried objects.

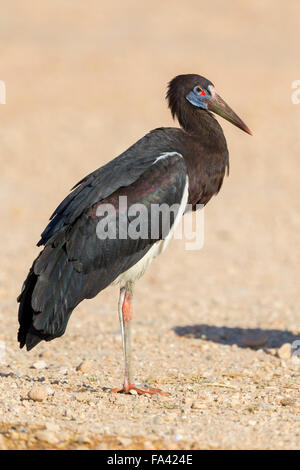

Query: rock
[76,433,91,444]
[277,343,292,360]
[28,385,48,402]
[32,360,47,370]
[280,398,295,406]
[76,359,93,373]
[45,386,55,396]
[8,405,20,413]
[242,333,268,348]
[152,415,162,425]
[35,430,59,445]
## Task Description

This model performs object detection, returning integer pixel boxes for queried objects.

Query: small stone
[280,398,295,406]
[76,433,91,444]
[153,416,162,425]
[32,360,47,370]
[76,359,93,373]
[173,433,183,442]
[35,430,59,445]
[242,333,268,348]
[45,386,55,396]
[8,405,20,413]
[28,385,48,402]
[249,420,257,426]
[277,343,292,360]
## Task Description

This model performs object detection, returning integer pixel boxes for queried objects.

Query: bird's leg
[111,283,169,396]
[120,283,132,392]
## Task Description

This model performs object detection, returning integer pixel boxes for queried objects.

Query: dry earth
[0,0,300,450]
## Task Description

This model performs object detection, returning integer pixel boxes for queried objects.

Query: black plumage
[18,74,251,394]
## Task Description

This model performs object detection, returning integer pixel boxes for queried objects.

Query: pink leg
[111,283,169,396]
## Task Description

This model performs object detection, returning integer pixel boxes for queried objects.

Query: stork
[18,74,251,395]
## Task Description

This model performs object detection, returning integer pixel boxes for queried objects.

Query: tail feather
[17,243,80,351]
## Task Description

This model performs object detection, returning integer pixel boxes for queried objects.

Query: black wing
[38,128,183,246]
[18,142,187,351]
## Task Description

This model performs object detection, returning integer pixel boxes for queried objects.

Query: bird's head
[167,74,252,135]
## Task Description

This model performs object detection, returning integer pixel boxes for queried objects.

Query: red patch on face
[200,90,206,96]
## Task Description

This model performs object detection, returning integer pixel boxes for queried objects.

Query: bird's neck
[178,105,222,138]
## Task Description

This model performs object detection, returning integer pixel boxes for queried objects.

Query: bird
[17,74,252,395]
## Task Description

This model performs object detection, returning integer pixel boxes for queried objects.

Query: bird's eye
[195,86,206,96]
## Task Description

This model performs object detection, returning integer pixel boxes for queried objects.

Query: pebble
[242,333,268,348]
[280,398,295,407]
[152,416,162,425]
[277,343,292,360]
[8,405,20,413]
[45,386,55,396]
[76,433,91,444]
[32,360,47,370]
[35,430,59,445]
[28,385,48,402]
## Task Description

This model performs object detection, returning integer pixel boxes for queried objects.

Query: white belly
[114,175,189,287]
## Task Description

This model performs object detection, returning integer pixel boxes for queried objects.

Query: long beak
[208,92,252,135]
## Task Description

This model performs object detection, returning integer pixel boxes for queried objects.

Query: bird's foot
[111,382,169,396]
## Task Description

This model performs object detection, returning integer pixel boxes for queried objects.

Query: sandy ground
[0,0,300,450]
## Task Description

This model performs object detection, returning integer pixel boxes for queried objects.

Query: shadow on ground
[173,324,300,350]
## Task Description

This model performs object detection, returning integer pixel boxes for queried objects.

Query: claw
[111,383,169,396]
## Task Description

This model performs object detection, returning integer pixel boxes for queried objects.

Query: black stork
[18,74,251,395]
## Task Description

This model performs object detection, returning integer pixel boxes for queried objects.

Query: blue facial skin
[186,86,211,110]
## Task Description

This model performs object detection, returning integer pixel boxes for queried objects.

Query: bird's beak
[207,91,252,135]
